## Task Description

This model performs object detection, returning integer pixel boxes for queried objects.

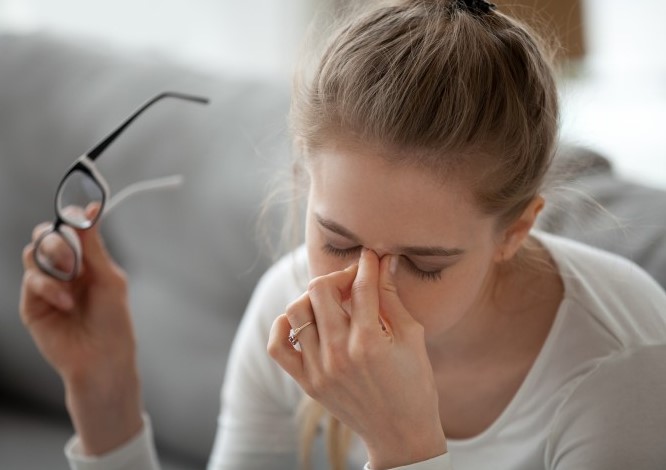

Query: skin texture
[268,140,562,468]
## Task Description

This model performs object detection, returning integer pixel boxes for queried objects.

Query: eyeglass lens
[57,170,104,229]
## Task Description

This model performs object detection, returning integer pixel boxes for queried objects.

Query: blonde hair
[288,0,560,467]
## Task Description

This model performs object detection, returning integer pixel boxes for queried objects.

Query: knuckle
[22,270,35,290]
[266,317,288,360]
[22,244,34,265]
[266,337,281,360]
[23,270,54,304]
[284,294,311,325]
[351,278,371,296]
[307,276,327,297]
[31,222,50,241]
[285,296,302,314]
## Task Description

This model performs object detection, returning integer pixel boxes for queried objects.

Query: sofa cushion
[0,31,291,464]
[538,145,666,290]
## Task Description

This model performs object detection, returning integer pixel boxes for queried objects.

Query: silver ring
[288,321,315,346]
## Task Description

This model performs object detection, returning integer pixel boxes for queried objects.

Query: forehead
[307,143,491,245]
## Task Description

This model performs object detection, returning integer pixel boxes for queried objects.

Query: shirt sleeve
[545,344,666,470]
[65,413,159,470]
[207,253,305,469]
[363,452,452,470]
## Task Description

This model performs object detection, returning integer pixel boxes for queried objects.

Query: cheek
[394,260,492,332]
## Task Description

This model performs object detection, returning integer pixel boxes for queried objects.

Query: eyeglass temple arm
[104,175,184,215]
[86,92,210,161]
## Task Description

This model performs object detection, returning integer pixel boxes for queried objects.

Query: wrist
[366,429,447,470]
[64,364,143,455]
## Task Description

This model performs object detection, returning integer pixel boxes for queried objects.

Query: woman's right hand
[19,205,143,455]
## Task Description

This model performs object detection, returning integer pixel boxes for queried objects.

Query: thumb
[77,203,117,279]
[378,255,417,335]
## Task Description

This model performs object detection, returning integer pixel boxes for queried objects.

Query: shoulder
[545,345,666,469]
[533,231,666,345]
[231,245,309,358]
[534,229,663,293]
[222,246,309,410]
[245,245,309,327]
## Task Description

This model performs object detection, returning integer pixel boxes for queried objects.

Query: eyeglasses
[34,92,209,281]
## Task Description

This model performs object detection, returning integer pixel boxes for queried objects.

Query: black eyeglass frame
[34,91,210,281]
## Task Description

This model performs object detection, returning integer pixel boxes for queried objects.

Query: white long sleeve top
[66,231,666,469]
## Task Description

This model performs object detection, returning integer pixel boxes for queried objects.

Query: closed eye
[401,257,443,282]
[321,243,445,282]
[321,243,362,258]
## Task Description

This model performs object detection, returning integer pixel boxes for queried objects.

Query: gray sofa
[0,32,665,470]
[0,32,291,470]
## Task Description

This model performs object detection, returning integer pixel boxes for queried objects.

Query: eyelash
[321,243,443,282]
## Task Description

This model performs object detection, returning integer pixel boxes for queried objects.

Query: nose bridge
[367,247,392,260]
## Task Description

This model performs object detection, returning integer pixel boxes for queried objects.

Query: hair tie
[455,0,497,15]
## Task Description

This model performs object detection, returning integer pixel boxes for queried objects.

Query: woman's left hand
[268,249,447,469]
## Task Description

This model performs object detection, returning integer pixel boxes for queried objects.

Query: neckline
[446,230,571,447]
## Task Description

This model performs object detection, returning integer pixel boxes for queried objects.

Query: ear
[493,195,544,262]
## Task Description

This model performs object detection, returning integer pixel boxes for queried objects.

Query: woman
[19,0,666,469]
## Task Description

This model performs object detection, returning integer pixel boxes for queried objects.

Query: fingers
[32,222,52,242]
[29,223,76,275]
[269,290,323,388]
[270,265,358,388]
[36,227,80,276]
[284,291,320,349]
[307,264,357,344]
[27,202,115,282]
[23,240,38,271]
[21,269,74,315]
[378,255,418,338]
[350,249,381,330]
[267,313,305,381]
[22,242,74,313]
[77,203,117,280]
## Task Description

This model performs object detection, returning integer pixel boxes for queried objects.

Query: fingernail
[57,292,73,310]
[389,255,399,276]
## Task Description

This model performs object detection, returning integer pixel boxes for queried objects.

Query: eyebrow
[315,214,465,257]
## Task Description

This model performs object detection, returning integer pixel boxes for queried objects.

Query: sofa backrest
[0,32,291,464]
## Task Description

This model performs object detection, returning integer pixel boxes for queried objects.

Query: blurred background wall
[0,0,664,187]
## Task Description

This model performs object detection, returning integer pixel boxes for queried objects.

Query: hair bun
[403,0,497,15]
[454,0,497,15]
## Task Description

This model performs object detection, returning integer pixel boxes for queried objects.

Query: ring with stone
[288,320,315,346]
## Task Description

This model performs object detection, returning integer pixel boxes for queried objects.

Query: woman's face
[304,142,505,342]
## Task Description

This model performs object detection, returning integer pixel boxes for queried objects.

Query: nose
[365,247,392,260]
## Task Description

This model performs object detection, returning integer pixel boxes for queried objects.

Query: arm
[207,252,306,469]
[65,414,159,470]
[20,209,155,468]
